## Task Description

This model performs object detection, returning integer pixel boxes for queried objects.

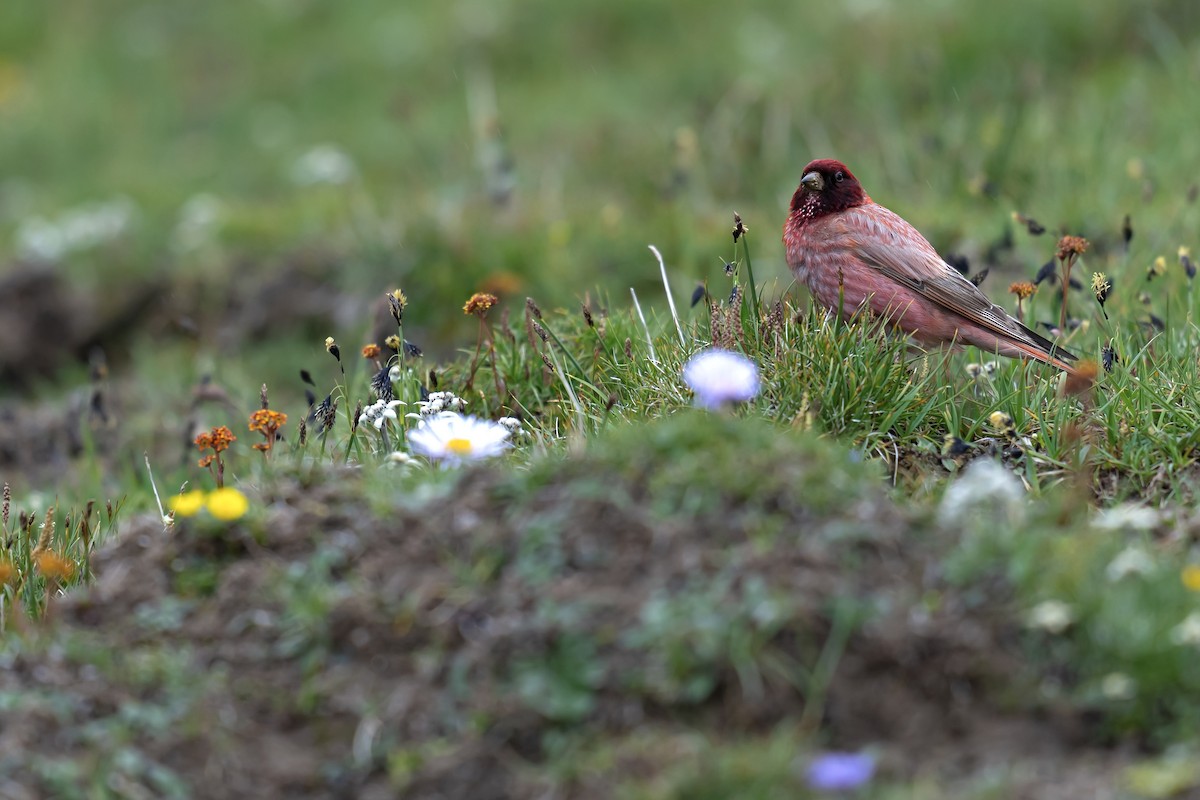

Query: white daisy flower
[407,412,510,463]
[682,349,760,409]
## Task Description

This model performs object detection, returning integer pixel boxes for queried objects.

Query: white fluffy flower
[1027,600,1074,634]
[682,349,760,409]
[16,196,136,261]
[1093,503,1160,532]
[416,391,467,416]
[1170,612,1200,647]
[1105,546,1157,582]
[407,412,510,463]
[1100,672,1136,701]
[937,459,1025,525]
[290,144,356,185]
[361,399,405,430]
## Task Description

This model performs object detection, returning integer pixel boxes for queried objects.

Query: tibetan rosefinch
[783,159,1079,375]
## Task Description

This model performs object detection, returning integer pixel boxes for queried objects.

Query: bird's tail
[1011,321,1082,376]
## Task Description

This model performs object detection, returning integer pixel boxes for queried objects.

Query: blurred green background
[1,0,1198,377]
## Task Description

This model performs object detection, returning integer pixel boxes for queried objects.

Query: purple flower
[805,751,875,792]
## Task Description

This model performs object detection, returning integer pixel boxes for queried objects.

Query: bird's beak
[801,171,824,192]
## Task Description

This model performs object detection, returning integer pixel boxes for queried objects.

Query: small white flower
[384,451,413,467]
[172,193,223,252]
[1027,600,1074,634]
[1093,503,1160,532]
[388,365,403,382]
[497,416,521,433]
[682,349,760,409]
[1170,612,1200,647]
[937,459,1025,525]
[1105,546,1158,582]
[1100,672,1136,701]
[361,399,405,430]
[16,196,136,261]
[290,144,356,185]
[416,391,466,416]
[15,216,65,261]
[407,412,510,463]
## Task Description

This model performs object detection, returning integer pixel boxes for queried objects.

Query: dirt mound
[0,417,1124,798]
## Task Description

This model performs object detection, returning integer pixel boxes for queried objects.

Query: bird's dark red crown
[788,159,869,222]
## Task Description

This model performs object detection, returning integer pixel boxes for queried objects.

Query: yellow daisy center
[446,437,474,455]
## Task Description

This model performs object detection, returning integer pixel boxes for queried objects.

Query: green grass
[5,1,1200,795]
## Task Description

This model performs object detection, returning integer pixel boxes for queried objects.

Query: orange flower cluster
[249,409,288,453]
[196,425,236,469]
[463,292,498,317]
[362,343,381,359]
[1008,282,1036,300]
[1056,235,1089,261]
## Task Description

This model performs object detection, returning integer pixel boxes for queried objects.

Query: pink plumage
[782,159,1079,375]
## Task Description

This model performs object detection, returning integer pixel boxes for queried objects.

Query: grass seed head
[387,289,408,324]
[370,365,395,402]
[732,211,748,242]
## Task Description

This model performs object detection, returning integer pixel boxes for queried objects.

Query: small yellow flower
[206,487,249,522]
[169,490,207,518]
[0,559,15,586]
[1181,565,1200,593]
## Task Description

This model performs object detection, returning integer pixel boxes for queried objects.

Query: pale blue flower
[682,349,760,409]
[806,751,875,792]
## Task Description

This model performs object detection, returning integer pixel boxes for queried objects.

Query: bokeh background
[2,0,1198,399]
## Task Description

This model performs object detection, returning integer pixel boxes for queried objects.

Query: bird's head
[788,159,868,222]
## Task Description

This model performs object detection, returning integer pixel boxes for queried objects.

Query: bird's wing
[839,205,1076,361]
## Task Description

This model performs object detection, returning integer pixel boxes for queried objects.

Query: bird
[782,158,1080,375]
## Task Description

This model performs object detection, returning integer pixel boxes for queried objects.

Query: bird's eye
[834,171,845,184]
